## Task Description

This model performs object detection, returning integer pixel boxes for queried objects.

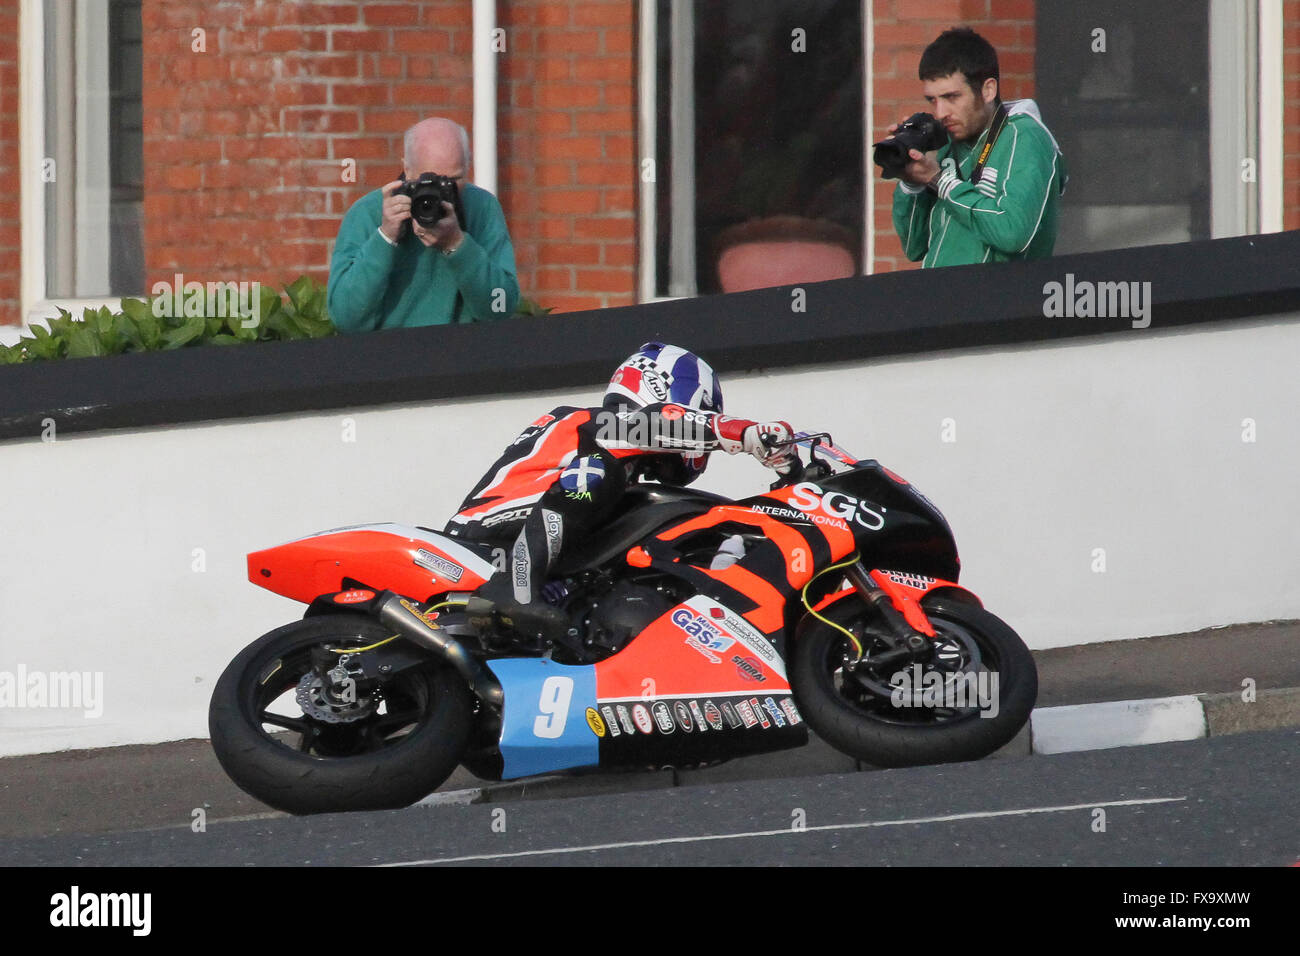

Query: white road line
[379,796,1187,866]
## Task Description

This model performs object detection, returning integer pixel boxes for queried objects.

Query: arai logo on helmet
[787,482,885,531]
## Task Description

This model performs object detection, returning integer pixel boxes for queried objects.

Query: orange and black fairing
[630,495,860,639]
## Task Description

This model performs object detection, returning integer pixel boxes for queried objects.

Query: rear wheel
[791,597,1037,767]
[209,615,473,814]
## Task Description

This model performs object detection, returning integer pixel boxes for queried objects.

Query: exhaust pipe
[374,591,503,706]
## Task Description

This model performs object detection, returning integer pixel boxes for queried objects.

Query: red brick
[333,137,395,159]
[334,82,393,105]
[365,4,421,27]
[547,136,605,161]
[600,187,635,214]
[572,57,632,83]
[601,133,635,163]
[575,161,630,186]
[539,189,601,214]
[603,28,633,55]
[601,243,636,268]
[536,5,572,28]
[363,109,426,132]
[332,30,390,52]
[299,5,363,26]
[283,108,360,134]
[603,84,633,108]
[573,217,633,240]
[547,241,603,265]
[537,218,572,240]
[573,5,631,28]
[575,111,632,133]
[538,31,601,56]
[989,0,1035,19]
[537,266,576,291]
[537,163,575,186]
[164,165,204,190]
[261,27,329,53]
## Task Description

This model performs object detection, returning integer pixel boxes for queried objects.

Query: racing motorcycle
[209,434,1037,814]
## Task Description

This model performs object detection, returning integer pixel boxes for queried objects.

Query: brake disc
[295,672,378,724]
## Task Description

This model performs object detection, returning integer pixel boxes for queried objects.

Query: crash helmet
[604,342,724,484]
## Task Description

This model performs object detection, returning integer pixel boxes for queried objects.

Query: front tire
[791,597,1037,768]
[209,615,474,814]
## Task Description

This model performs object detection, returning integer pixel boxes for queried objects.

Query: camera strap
[967,102,1008,185]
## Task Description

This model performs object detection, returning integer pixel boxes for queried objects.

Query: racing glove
[713,417,797,474]
[743,421,797,475]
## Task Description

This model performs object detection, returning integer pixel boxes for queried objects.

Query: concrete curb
[422,688,1300,807]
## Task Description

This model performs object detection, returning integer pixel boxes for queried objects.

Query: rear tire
[209,616,473,814]
[791,597,1037,768]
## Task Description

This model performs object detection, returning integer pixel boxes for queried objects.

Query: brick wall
[870,0,1035,273]
[0,0,19,320]
[498,0,637,312]
[143,0,473,295]
[1285,0,1299,231]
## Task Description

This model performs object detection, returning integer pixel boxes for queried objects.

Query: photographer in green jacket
[885,27,1066,268]
[328,117,519,330]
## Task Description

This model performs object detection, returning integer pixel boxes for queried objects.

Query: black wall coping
[2,230,1299,443]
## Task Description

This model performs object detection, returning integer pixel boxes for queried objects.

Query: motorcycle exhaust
[374,591,503,706]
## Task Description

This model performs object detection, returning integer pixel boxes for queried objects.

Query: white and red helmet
[604,342,724,415]
[604,342,724,484]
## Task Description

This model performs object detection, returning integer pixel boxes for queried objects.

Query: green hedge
[0,276,552,364]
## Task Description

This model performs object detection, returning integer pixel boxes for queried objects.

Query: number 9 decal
[533,675,575,739]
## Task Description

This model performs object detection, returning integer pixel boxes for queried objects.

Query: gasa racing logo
[783,482,885,532]
[672,608,735,663]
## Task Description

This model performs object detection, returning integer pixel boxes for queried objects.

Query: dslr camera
[396,170,467,231]
[872,113,949,179]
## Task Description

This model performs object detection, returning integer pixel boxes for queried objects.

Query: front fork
[845,562,936,668]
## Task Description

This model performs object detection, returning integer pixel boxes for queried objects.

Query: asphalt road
[3,728,1295,867]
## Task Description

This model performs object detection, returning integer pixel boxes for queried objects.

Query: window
[644,0,864,298]
[41,0,144,300]
[1035,0,1263,254]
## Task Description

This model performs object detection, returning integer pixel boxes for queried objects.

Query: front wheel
[209,615,474,814]
[791,597,1037,768]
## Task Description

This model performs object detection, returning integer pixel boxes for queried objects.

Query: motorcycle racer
[444,341,797,644]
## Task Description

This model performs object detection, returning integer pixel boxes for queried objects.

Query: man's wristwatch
[925,171,943,194]
[441,235,464,256]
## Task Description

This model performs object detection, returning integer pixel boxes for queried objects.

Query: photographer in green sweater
[884,28,1066,269]
[328,117,519,330]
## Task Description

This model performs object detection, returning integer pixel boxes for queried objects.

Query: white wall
[2,314,1297,756]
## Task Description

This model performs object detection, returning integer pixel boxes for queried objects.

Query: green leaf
[0,342,25,364]
[65,325,106,359]
[161,314,205,349]
[284,274,313,312]
[120,297,152,324]
[208,334,242,346]
[113,311,144,351]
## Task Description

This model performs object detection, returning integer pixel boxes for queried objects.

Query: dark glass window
[1036,0,1211,253]
[654,0,864,296]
